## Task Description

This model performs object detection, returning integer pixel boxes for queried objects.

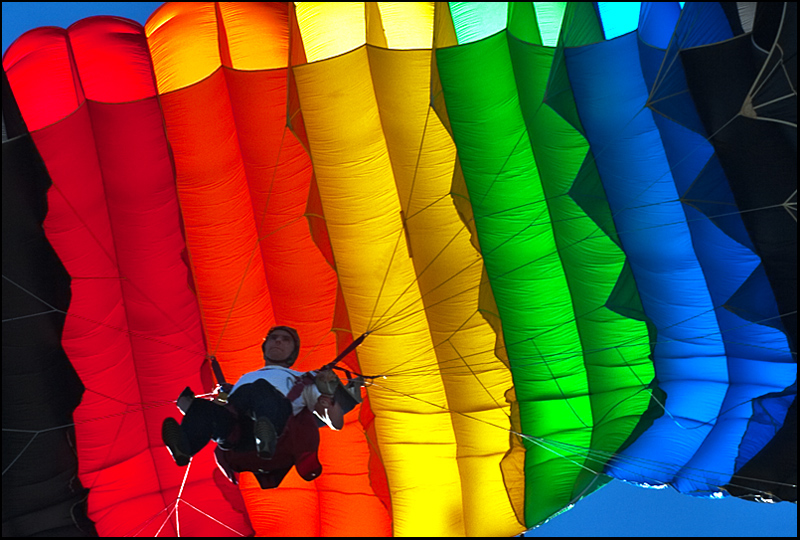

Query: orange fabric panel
[158,70,275,380]
[149,3,391,536]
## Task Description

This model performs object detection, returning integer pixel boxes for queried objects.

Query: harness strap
[207,354,227,385]
[286,373,317,402]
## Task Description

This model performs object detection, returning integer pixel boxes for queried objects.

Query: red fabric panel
[5,18,252,537]
[6,7,392,536]
[3,27,84,131]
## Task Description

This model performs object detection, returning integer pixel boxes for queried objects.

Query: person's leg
[163,397,236,465]
[180,397,236,454]
[228,380,293,458]
[228,379,292,434]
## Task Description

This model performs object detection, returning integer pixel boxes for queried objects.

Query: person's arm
[314,394,344,430]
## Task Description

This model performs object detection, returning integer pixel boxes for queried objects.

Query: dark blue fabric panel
[644,3,795,490]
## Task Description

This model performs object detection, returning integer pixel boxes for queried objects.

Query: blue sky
[3,2,796,537]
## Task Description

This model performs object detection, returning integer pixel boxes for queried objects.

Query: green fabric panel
[438,31,590,526]
[438,25,654,526]
[508,35,655,507]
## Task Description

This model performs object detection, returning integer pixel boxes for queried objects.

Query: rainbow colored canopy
[3,2,796,537]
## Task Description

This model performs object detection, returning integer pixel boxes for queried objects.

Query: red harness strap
[286,372,316,402]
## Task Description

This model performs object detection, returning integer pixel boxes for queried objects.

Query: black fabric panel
[2,69,97,536]
[680,3,796,503]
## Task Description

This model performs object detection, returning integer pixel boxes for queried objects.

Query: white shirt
[231,365,321,416]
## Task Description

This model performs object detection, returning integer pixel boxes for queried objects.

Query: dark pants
[181,379,293,455]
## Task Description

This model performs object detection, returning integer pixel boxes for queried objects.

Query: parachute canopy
[3,2,796,537]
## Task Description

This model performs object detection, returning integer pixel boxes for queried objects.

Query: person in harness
[161,325,363,489]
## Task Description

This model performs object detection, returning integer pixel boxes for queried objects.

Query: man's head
[262,326,300,367]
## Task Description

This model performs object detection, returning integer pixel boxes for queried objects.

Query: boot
[176,386,194,414]
[254,416,277,459]
[162,417,191,466]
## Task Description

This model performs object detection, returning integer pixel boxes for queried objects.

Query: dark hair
[262,326,300,366]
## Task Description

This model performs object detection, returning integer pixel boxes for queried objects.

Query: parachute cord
[368,220,477,334]
[2,391,178,479]
[2,307,61,322]
[365,227,406,331]
[365,376,600,475]
[321,331,392,381]
[366,377,796,502]
[646,4,695,107]
[135,453,249,537]
[402,106,432,214]
[3,274,209,359]
[403,192,453,221]
[382,307,797,380]
[371,308,796,436]
[2,430,44,476]
[743,2,796,129]
[131,503,174,537]
[373,309,509,415]
[368,199,567,336]
[3,390,183,441]
[177,499,248,536]
[368,259,792,387]
[379,307,796,383]
[363,194,796,342]
[369,103,451,333]
[176,461,191,537]
[784,189,797,222]
[474,128,527,209]
[528,337,593,429]
[10,174,208,353]
[447,334,510,414]
[378,193,705,331]
[367,105,571,337]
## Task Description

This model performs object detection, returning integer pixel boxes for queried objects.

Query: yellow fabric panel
[296,2,434,63]
[294,46,465,536]
[365,2,388,49]
[372,2,434,49]
[214,2,289,70]
[368,45,522,536]
[146,3,290,94]
[295,2,366,63]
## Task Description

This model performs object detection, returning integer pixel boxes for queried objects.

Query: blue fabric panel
[567,24,795,495]
[566,32,728,489]
[639,2,682,49]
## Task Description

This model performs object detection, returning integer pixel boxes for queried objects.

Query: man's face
[263,330,295,365]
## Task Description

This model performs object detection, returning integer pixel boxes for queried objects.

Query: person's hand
[314,393,344,430]
[315,368,340,395]
[317,394,335,409]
